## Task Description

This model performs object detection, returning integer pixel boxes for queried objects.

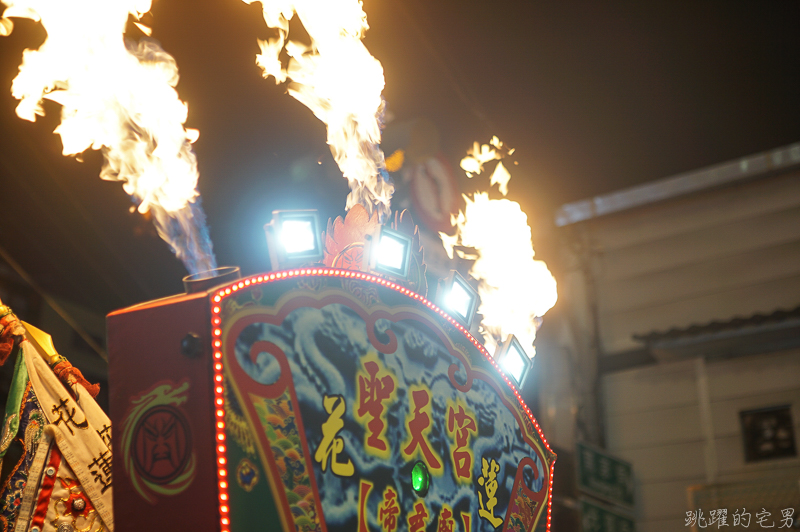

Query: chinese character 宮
[378,487,399,532]
[437,505,455,532]
[51,398,89,435]
[477,457,503,527]
[734,508,751,527]
[402,388,441,469]
[357,360,395,453]
[408,501,429,532]
[88,450,113,494]
[447,404,477,481]
[779,508,794,528]
[757,508,775,528]
[314,395,354,477]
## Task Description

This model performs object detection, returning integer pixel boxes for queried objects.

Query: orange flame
[244,0,393,219]
[442,138,556,353]
[1,0,215,273]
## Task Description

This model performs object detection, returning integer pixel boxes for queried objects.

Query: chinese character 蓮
[477,456,503,527]
[88,450,113,494]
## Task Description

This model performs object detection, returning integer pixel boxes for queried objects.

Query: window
[740,405,797,463]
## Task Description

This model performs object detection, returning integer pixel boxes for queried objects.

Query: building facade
[539,143,800,531]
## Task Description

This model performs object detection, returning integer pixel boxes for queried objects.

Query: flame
[442,138,557,353]
[1,0,216,274]
[244,0,393,219]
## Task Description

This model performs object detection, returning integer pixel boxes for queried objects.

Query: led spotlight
[494,335,532,388]
[265,210,323,270]
[366,227,413,279]
[437,270,479,327]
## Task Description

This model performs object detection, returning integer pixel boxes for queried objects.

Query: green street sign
[576,442,635,509]
[581,498,636,532]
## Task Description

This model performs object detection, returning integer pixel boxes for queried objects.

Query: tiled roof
[634,305,800,344]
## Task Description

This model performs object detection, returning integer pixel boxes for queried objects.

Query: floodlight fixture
[437,270,479,327]
[494,335,532,389]
[265,210,323,270]
[365,226,413,280]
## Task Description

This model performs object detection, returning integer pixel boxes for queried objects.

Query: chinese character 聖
[357,359,395,453]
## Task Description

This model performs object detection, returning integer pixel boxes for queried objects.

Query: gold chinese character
[478,457,502,527]
[314,394,354,477]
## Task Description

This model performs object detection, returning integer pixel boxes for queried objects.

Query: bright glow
[376,233,406,271]
[0,0,216,273]
[501,343,528,384]
[244,0,393,219]
[411,461,430,495]
[445,279,473,320]
[281,219,316,254]
[441,138,557,352]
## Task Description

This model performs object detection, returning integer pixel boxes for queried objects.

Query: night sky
[0,0,798,314]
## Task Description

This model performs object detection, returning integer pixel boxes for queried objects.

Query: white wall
[602,349,800,532]
[584,170,800,354]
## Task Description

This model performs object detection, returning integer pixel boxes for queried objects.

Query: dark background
[1,0,799,316]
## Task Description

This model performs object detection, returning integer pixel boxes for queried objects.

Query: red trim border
[209,267,555,532]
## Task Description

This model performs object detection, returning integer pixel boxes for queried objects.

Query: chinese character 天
[402,386,442,471]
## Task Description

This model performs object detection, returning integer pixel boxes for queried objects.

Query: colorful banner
[218,275,552,532]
